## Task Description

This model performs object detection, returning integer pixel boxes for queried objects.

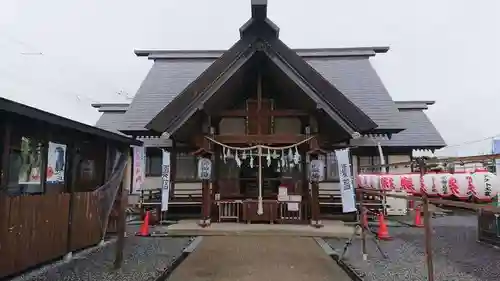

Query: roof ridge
[135,46,390,60]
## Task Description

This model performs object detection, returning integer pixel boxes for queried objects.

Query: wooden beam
[114,180,126,269]
[216,109,309,117]
[214,134,308,144]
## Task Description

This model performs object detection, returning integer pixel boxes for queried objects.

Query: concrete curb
[314,237,365,281]
[155,236,203,281]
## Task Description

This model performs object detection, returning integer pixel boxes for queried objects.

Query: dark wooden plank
[0,196,11,277]
[216,109,309,117]
[8,196,20,276]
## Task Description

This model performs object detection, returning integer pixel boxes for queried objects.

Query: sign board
[336,149,357,213]
[161,150,170,211]
[309,160,325,182]
[197,158,212,180]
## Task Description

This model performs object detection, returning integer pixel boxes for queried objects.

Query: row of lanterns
[357,168,500,202]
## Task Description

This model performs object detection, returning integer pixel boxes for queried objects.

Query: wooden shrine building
[93,0,446,225]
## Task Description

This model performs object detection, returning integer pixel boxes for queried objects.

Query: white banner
[46,142,66,183]
[161,150,171,212]
[335,148,357,213]
[132,146,145,194]
[493,139,500,174]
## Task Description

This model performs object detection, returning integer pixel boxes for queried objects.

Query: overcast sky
[1,0,499,156]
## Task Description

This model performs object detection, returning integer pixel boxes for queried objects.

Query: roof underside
[0,97,140,145]
[95,102,445,149]
[350,108,446,149]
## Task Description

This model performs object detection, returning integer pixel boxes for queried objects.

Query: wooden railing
[277,201,310,224]
[477,209,500,247]
[0,192,105,279]
[217,200,242,222]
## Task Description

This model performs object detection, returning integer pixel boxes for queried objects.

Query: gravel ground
[327,214,500,281]
[12,225,192,281]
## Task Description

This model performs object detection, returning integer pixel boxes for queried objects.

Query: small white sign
[309,159,325,182]
[289,195,302,202]
[278,186,288,201]
[197,158,212,180]
[287,202,299,211]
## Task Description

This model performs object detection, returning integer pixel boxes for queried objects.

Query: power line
[0,31,132,102]
[441,133,500,149]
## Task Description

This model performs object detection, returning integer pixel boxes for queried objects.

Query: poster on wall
[46,142,66,183]
[132,146,145,194]
[335,148,357,213]
[161,150,171,212]
[17,137,42,185]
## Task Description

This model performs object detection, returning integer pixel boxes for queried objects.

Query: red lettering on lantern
[466,176,476,196]
[380,176,395,190]
[449,177,459,195]
[400,176,415,192]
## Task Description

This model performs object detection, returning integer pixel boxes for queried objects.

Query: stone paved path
[168,236,351,281]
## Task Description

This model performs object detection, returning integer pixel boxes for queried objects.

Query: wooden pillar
[0,119,11,189]
[114,145,129,269]
[201,176,211,227]
[114,181,126,269]
[310,179,321,227]
[40,126,49,193]
[104,143,111,181]
[197,151,213,227]
[169,141,176,200]
[308,138,324,228]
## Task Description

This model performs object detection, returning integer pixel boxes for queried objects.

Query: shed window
[175,152,198,181]
[145,148,162,177]
[8,136,44,195]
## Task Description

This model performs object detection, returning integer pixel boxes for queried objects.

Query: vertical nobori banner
[132,146,145,194]
[335,148,357,213]
[161,150,171,212]
[493,139,500,174]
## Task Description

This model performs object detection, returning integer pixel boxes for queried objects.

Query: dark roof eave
[368,128,405,135]
[0,97,141,146]
[119,129,162,137]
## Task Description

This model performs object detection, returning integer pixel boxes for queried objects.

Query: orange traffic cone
[414,207,423,228]
[136,211,151,237]
[377,213,392,240]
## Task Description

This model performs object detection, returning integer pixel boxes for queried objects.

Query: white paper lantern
[420,173,438,196]
[471,168,500,202]
[356,174,367,188]
[369,174,381,190]
[435,173,453,198]
[449,172,473,200]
